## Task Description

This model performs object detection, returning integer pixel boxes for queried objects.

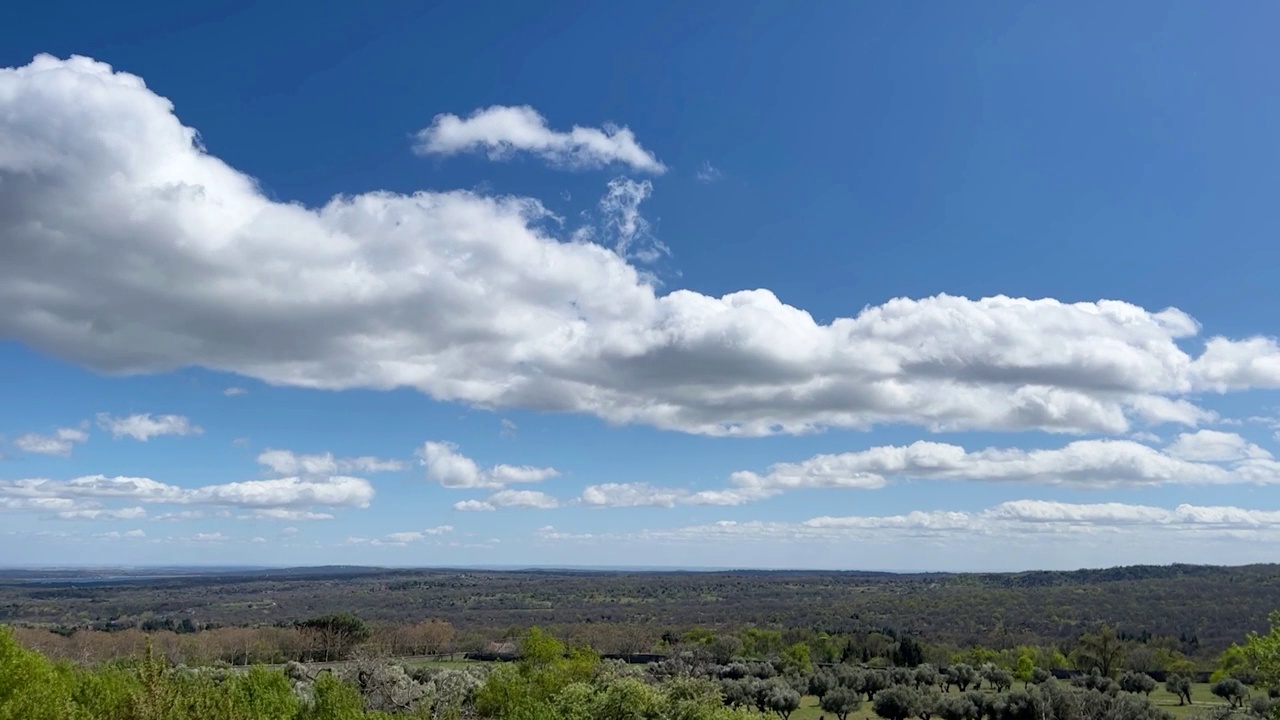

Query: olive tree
[947,665,980,693]
[873,686,921,720]
[766,684,801,720]
[820,687,862,720]
[1120,672,1158,696]
[1165,674,1193,706]
[1212,678,1249,708]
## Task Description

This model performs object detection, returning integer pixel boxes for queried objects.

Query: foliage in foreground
[9,615,1280,720]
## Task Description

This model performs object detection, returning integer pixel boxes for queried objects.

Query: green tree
[1073,626,1127,679]
[1243,611,1280,689]
[520,627,566,668]
[1014,654,1035,688]
[779,643,812,674]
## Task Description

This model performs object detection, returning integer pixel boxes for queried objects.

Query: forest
[4,563,1277,657]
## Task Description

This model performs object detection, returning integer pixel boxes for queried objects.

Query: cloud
[251,536,266,543]
[96,413,202,441]
[576,482,774,508]
[256,449,404,476]
[455,489,558,511]
[57,506,147,520]
[237,508,335,521]
[414,105,665,174]
[417,441,558,489]
[539,500,1280,550]
[500,418,518,438]
[95,529,146,539]
[187,532,228,543]
[598,177,667,263]
[579,483,687,508]
[723,434,1280,493]
[13,427,88,456]
[572,433,1280,510]
[280,526,299,537]
[8,55,1280,438]
[384,526,453,543]
[223,386,247,396]
[489,489,559,509]
[1164,429,1271,462]
[0,472,374,521]
[153,510,203,521]
[694,161,722,183]
[347,525,455,546]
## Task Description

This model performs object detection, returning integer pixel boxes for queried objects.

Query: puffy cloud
[189,476,373,508]
[579,483,687,508]
[725,435,1280,493]
[1164,430,1272,462]
[414,105,665,174]
[223,386,247,396]
[488,489,559,509]
[6,55,1280,439]
[96,413,202,441]
[13,427,88,456]
[576,434,1280,510]
[257,449,403,476]
[453,499,495,512]
[418,441,557,489]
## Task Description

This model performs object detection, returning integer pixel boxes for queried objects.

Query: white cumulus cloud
[6,56,1280,439]
[418,441,558,489]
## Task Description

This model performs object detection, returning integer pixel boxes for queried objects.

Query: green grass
[787,684,1230,720]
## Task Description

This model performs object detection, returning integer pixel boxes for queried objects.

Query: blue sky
[3,1,1280,571]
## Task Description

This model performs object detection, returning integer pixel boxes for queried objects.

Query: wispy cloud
[13,427,88,456]
[414,105,666,174]
[694,161,722,183]
[96,413,202,441]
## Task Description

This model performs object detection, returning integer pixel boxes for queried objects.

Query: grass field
[786,683,1229,720]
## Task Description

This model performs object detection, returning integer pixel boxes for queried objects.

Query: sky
[3,1,1280,571]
